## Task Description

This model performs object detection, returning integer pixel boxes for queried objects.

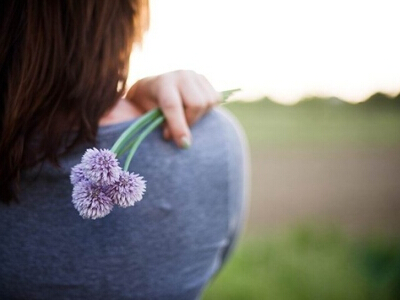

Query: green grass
[224,98,400,150]
[203,225,400,300]
[203,98,400,299]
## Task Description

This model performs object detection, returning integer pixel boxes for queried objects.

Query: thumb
[159,89,192,149]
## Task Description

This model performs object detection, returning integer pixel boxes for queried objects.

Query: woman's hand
[126,70,221,148]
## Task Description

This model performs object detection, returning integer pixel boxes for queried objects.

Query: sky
[128,0,400,104]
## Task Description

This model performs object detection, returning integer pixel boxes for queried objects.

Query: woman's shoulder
[23,107,248,180]
[190,106,249,169]
[94,106,248,165]
[199,106,247,147]
[188,106,248,157]
[131,107,247,169]
[195,107,245,137]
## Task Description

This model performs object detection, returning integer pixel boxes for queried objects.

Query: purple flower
[81,148,121,185]
[72,181,114,219]
[70,147,147,219]
[109,171,146,208]
[70,163,87,185]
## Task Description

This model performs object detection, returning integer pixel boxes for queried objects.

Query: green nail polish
[181,136,191,149]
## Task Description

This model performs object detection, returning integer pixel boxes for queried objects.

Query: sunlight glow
[128,0,400,104]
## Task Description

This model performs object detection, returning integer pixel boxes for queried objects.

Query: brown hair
[0,0,149,204]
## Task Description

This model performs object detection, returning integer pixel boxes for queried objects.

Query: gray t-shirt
[0,108,248,300]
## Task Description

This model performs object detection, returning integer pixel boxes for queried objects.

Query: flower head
[81,148,121,185]
[110,171,146,208]
[72,181,114,219]
[70,163,87,185]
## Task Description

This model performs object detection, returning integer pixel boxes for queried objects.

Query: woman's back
[0,108,248,300]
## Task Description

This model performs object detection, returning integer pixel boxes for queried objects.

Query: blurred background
[129,0,400,299]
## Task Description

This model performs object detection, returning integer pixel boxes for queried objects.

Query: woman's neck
[99,98,142,126]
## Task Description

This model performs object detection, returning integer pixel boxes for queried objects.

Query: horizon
[227,90,400,106]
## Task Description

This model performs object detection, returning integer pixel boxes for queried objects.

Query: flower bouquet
[70,88,240,219]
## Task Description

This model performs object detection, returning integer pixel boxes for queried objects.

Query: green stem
[221,88,241,103]
[110,108,162,155]
[114,88,240,167]
[123,115,165,171]
[117,136,139,157]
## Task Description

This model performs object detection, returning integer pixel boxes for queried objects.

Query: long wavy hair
[0,0,149,204]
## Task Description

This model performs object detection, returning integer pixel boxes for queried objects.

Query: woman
[0,1,248,299]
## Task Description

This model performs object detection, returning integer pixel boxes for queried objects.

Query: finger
[182,74,219,127]
[125,81,139,101]
[125,78,158,113]
[134,98,156,114]
[184,104,207,128]
[197,74,222,106]
[179,78,209,127]
[159,86,192,149]
[163,126,171,140]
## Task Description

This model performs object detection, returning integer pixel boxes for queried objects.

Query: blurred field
[204,95,400,299]
[203,225,400,300]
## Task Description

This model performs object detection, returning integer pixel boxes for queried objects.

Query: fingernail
[180,136,191,149]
